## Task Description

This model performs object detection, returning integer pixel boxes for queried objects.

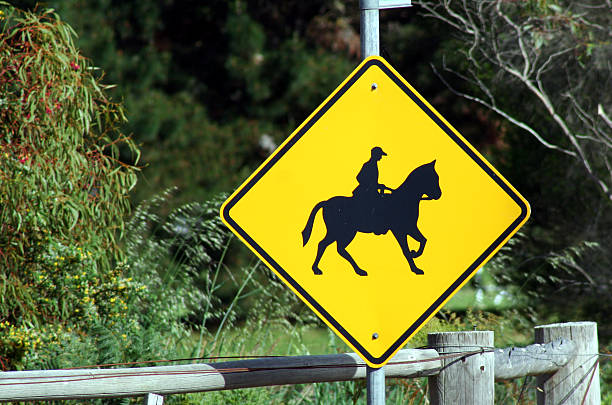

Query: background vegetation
[0,0,610,403]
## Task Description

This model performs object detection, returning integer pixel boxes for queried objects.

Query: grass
[443,284,515,312]
[197,324,335,356]
[443,268,525,312]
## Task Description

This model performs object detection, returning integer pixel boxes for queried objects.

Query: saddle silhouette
[302,158,441,276]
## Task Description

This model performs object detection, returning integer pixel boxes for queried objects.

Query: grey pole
[361,1,383,403]
[359,1,413,403]
[366,365,386,405]
[359,0,385,405]
[360,0,380,58]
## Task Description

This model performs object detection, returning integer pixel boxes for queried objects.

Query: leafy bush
[123,190,232,330]
[0,4,139,369]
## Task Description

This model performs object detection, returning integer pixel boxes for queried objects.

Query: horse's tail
[302,201,326,246]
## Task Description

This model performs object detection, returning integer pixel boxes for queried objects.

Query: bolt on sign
[220,56,530,367]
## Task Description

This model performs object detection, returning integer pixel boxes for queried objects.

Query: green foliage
[200,388,275,405]
[0,4,140,369]
[123,189,232,330]
[0,185,234,374]
[600,350,612,405]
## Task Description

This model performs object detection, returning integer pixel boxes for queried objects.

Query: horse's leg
[337,232,367,276]
[312,232,334,275]
[408,227,427,258]
[392,229,424,275]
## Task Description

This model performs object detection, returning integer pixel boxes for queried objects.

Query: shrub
[0,4,139,369]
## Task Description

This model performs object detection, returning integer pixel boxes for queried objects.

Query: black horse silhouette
[301,160,441,276]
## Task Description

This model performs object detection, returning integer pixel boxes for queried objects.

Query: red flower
[70,61,80,71]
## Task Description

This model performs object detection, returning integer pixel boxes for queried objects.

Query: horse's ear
[430,159,436,167]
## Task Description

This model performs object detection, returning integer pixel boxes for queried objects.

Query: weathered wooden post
[427,330,494,404]
[535,322,600,405]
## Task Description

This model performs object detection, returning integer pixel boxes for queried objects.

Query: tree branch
[599,104,612,130]
[417,0,612,198]
[431,62,576,157]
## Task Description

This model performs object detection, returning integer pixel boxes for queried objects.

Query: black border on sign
[221,58,529,366]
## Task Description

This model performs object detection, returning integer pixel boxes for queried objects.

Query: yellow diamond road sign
[220,56,530,367]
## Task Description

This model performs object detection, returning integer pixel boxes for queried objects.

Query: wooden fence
[0,321,600,404]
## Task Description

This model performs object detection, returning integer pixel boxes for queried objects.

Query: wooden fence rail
[0,350,440,401]
[0,322,600,404]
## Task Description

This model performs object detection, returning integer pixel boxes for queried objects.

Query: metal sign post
[360,0,380,58]
[359,2,411,404]
[366,364,385,405]
[360,0,412,59]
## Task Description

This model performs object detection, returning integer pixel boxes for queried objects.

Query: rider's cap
[371,146,387,157]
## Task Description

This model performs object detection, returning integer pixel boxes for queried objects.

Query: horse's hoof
[412,268,424,275]
[313,267,323,275]
[355,269,368,276]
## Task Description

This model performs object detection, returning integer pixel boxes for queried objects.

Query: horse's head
[396,160,442,201]
[421,160,441,200]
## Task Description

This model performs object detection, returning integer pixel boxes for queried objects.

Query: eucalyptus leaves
[0,4,139,369]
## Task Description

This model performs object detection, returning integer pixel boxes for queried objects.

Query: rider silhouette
[352,147,393,234]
